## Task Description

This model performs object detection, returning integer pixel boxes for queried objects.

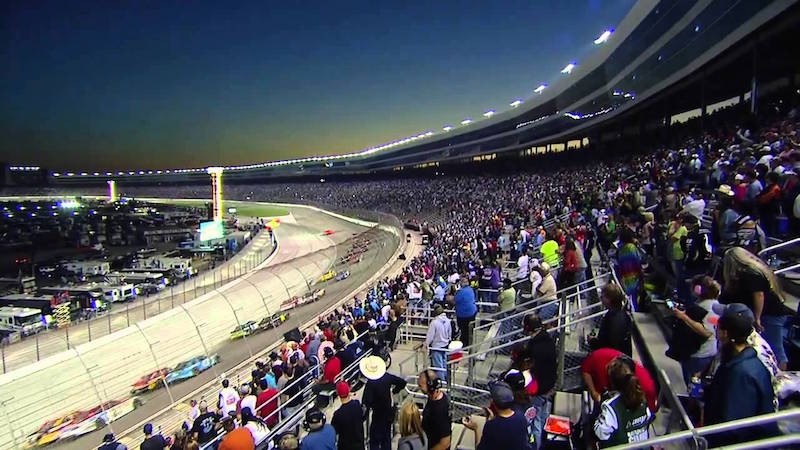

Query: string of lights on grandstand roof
[52,28,617,178]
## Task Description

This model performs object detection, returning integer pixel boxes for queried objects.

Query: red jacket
[322,356,341,384]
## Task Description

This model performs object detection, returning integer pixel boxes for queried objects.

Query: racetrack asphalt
[15,207,407,450]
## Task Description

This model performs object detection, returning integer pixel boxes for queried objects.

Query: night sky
[1,0,633,171]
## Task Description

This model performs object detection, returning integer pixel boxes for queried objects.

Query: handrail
[608,409,800,449]
[775,262,800,275]
[757,236,800,257]
[479,270,608,322]
[475,297,604,334]
[447,309,607,367]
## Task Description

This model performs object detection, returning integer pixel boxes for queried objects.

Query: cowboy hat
[359,355,387,380]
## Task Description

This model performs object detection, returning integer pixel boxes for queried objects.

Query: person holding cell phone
[462,381,530,450]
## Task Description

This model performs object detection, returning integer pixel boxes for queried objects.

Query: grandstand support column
[107,180,117,203]
[751,40,760,115]
[207,167,224,222]
[700,70,707,133]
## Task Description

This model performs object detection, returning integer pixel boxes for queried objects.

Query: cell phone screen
[666,300,675,309]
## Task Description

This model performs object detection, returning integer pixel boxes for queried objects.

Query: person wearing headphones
[513,314,556,450]
[300,408,335,450]
[418,369,451,450]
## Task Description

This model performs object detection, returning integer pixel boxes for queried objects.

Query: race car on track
[317,270,337,283]
[259,312,289,330]
[230,321,258,340]
[130,368,169,394]
[280,289,325,312]
[335,270,350,281]
[165,354,220,384]
[24,397,142,447]
[323,229,335,235]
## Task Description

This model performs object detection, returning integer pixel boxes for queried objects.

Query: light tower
[107,180,117,203]
[207,167,224,222]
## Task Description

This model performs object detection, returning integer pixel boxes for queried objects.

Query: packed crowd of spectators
[82,100,800,449]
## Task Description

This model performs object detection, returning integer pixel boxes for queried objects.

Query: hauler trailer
[0,306,44,336]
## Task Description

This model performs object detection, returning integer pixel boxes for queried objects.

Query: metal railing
[609,409,800,450]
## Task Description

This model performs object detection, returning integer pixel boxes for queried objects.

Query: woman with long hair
[397,400,427,450]
[593,358,654,447]
[720,247,794,369]
[241,407,273,448]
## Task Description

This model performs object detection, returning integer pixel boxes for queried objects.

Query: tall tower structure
[207,167,224,222]
[107,180,117,202]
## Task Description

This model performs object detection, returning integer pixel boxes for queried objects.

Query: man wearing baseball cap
[139,423,168,450]
[98,433,127,450]
[704,303,778,446]
[462,381,529,450]
[331,381,365,450]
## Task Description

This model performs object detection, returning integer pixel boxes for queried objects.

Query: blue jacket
[454,286,477,318]
[705,346,778,446]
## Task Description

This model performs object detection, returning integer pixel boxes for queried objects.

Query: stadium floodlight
[510,100,522,107]
[612,90,622,96]
[443,125,453,131]
[460,118,472,125]
[623,92,633,98]
[594,29,613,44]
[483,110,495,118]
[534,84,547,94]
[561,62,576,74]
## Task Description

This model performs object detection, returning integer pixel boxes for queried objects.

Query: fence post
[107,310,112,334]
[65,325,70,350]
[126,303,131,327]
[1,342,6,373]
[87,318,92,342]
[35,333,40,361]
[143,295,148,320]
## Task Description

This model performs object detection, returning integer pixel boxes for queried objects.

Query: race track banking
[0,204,363,373]
[0,203,401,450]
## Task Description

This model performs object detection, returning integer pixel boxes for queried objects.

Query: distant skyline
[1,0,634,171]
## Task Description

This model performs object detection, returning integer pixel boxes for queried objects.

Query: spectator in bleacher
[299,408,335,450]
[241,407,271,448]
[425,304,451,381]
[256,379,280,427]
[720,247,794,369]
[320,346,341,384]
[581,349,657,412]
[98,433,127,450]
[592,358,654,447]
[513,314,556,450]
[191,401,220,447]
[671,276,720,386]
[397,401,427,450]
[418,369,451,450]
[533,262,558,320]
[238,384,257,417]
[281,366,303,423]
[591,284,632,356]
[361,356,406,450]
[704,303,779,446]
[503,370,538,449]
[616,229,643,311]
[462,381,530,450]
[331,381,365,450]
[278,434,299,450]
[681,214,712,281]
[667,215,688,300]
[452,277,477,347]
[539,233,560,277]
[757,172,782,236]
[219,379,241,418]
[217,416,255,450]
